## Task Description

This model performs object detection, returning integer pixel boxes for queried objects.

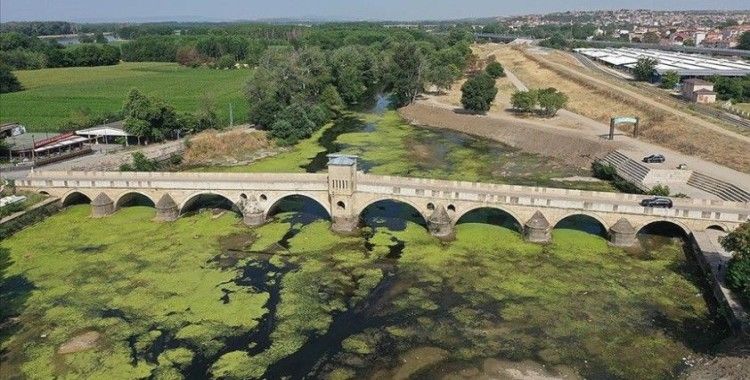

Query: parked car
[642,154,666,163]
[640,197,673,208]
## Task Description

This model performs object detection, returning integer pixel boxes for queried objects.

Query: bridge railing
[357,174,750,211]
[20,170,329,183]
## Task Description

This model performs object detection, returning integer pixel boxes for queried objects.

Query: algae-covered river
[0,104,729,379]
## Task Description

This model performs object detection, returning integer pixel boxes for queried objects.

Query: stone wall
[0,197,61,240]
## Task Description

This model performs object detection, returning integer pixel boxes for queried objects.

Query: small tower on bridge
[327,154,358,233]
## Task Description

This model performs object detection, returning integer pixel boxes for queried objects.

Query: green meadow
[0,62,252,131]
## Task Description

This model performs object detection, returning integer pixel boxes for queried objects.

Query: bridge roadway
[15,158,750,246]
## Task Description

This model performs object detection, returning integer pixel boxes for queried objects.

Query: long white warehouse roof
[575,47,750,77]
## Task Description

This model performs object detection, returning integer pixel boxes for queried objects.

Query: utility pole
[229,103,234,127]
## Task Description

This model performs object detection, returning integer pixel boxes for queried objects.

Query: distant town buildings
[488,10,750,48]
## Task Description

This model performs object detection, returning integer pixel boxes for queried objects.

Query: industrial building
[574,47,750,78]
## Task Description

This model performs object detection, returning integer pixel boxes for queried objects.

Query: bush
[460,73,498,113]
[660,71,679,89]
[536,87,568,117]
[510,90,537,112]
[485,61,505,78]
[721,222,750,304]
[648,184,670,196]
[592,160,616,180]
[0,64,23,93]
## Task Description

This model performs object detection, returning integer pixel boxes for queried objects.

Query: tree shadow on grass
[0,246,34,355]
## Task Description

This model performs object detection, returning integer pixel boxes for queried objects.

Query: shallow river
[0,102,729,379]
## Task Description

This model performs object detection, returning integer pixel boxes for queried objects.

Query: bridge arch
[179,191,240,216]
[636,219,691,237]
[357,197,429,230]
[706,224,728,232]
[61,190,93,207]
[264,193,331,220]
[453,206,524,231]
[114,191,156,209]
[552,212,610,238]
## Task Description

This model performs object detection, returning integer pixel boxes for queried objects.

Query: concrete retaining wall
[0,197,61,239]
[690,230,750,337]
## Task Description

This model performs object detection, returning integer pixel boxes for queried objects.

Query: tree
[642,31,661,44]
[0,64,22,93]
[120,152,160,172]
[425,64,459,94]
[94,32,108,44]
[320,84,345,114]
[536,88,568,117]
[660,71,680,89]
[633,57,657,82]
[388,42,425,107]
[740,32,750,51]
[721,222,750,304]
[460,73,498,113]
[485,61,505,78]
[510,90,537,113]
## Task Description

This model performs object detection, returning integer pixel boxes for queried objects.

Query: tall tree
[388,42,425,107]
[721,222,750,304]
[633,57,657,82]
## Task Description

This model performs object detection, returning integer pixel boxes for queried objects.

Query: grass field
[735,103,750,113]
[0,62,252,132]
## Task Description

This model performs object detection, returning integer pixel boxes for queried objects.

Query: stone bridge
[15,156,750,246]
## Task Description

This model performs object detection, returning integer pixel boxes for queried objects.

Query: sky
[1,0,748,23]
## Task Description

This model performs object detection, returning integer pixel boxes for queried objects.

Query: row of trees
[122,89,219,144]
[709,75,750,103]
[510,88,569,116]
[0,32,120,70]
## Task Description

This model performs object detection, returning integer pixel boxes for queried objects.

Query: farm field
[0,62,252,132]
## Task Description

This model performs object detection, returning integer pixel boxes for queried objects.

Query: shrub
[0,64,23,93]
[648,184,670,196]
[485,61,505,78]
[511,90,537,112]
[721,222,750,304]
[592,160,617,180]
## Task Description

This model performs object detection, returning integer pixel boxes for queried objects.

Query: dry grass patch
[490,45,750,172]
[183,128,274,165]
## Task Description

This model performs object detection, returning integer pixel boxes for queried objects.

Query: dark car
[642,154,666,163]
[640,197,673,208]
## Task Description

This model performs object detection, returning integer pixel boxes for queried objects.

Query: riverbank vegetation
[721,221,750,305]
[0,203,726,379]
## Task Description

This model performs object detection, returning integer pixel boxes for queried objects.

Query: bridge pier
[239,195,265,226]
[524,211,551,243]
[428,205,454,240]
[155,194,179,221]
[91,192,114,218]
[609,218,638,247]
